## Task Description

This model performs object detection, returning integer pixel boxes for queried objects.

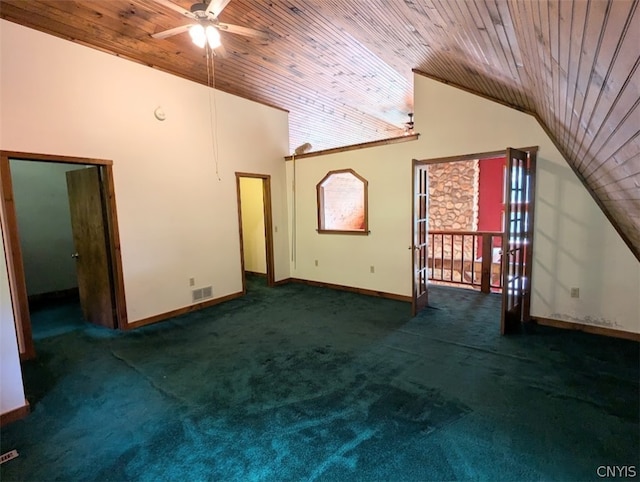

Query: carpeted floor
[29,295,85,340]
[1,276,638,481]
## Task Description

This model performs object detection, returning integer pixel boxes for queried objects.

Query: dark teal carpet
[29,295,85,340]
[1,277,638,481]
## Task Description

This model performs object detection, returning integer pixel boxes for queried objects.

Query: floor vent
[1,450,19,465]
[192,286,213,303]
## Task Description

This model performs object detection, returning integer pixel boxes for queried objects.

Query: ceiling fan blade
[151,24,192,39]
[151,0,196,19]
[206,0,232,17]
[217,22,269,40]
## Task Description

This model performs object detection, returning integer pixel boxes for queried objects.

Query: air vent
[192,288,202,303]
[192,286,213,303]
[0,450,19,465]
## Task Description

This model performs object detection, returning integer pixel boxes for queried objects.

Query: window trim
[316,168,370,235]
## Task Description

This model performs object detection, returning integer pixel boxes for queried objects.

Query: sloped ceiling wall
[0,0,637,256]
[510,0,639,259]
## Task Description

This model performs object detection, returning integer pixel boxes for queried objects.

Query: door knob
[71,252,79,259]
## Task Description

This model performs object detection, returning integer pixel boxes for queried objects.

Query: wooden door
[501,148,536,334]
[411,161,429,316]
[261,177,276,287]
[66,167,115,328]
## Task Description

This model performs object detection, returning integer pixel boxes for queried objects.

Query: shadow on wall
[532,157,609,318]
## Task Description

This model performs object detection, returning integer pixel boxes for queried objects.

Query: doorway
[235,172,275,291]
[0,151,127,359]
[411,147,538,334]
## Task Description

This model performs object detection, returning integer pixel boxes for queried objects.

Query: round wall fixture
[154,106,166,121]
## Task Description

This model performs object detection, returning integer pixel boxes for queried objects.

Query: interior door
[501,148,536,334]
[411,162,429,316]
[66,167,116,328]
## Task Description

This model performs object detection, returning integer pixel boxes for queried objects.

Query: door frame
[411,146,538,329]
[235,172,275,290]
[0,151,128,359]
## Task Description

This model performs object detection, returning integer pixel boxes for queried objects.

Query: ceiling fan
[404,113,415,135]
[151,0,269,52]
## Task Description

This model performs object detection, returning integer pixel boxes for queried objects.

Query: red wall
[478,157,505,251]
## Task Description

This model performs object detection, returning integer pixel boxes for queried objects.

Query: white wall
[239,177,267,273]
[0,20,290,324]
[0,226,26,415]
[288,74,640,334]
[10,161,85,296]
[288,142,416,296]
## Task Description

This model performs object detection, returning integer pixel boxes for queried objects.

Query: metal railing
[428,230,503,293]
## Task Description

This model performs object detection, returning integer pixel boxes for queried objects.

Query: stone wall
[428,160,478,231]
[428,160,479,283]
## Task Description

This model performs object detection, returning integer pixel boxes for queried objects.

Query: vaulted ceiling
[1,0,638,258]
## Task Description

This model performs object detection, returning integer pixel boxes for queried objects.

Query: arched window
[317,169,369,234]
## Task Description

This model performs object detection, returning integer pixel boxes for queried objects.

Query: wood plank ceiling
[1,0,638,257]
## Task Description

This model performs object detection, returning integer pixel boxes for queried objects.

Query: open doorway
[411,147,538,334]
[426,155,504,292]
[0,151,127,359]
[235,172,275,292]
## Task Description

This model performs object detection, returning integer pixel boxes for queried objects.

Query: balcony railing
[428,230,503,293]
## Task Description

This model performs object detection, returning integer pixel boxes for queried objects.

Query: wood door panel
[66,167,115,328]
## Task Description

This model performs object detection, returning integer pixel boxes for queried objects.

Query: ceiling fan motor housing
[191,3,209,16]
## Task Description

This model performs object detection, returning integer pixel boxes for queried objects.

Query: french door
[501,147,537,334]
[411,161,429,316]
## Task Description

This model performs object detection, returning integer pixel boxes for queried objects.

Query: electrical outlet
[570,287,579,298]
[314,259,318,267]
[189,277,195,287]
[274,226,278,233]
[370,265,375,273]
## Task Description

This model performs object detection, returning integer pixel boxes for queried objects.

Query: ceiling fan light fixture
[205,25,221,49]
[404,112,415,135]
[189,23,206,48]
